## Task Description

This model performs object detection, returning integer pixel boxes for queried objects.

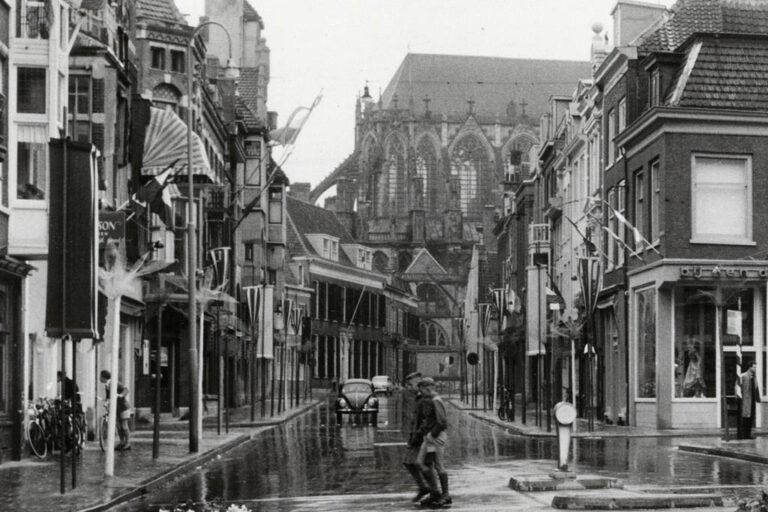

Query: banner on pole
[727,310,742,338]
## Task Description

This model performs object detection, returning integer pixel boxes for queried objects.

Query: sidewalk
[450,398,768,439]
[135,396,320,431]
[0,399,320,512]
[678,436,768,465]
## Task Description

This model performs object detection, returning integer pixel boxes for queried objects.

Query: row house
[615,0,768,430]
[286,193,420,388]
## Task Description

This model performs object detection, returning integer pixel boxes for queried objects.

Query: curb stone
[77,400,321,512]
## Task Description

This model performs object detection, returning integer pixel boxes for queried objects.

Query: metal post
[225,334,229,433]
[60,336,66,494]
[71,339,76,489]
[153,305,163,458]
[60,141,68,494]
[217,306,222,435]
[186,34,200,454]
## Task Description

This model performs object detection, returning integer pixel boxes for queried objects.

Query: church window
[386,136,406,216]
[450,135,490,218]
[506,138,534,181]
[419,321,448,347]
[415,137,437,211]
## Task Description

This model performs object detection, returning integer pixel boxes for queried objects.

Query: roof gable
[137,0,187,24]
[286,196,356,263]
[404,248,448,275]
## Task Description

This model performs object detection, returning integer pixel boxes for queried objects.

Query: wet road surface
[114,393,768,511]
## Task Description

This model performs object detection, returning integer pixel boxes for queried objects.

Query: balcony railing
[367,232,409,242]
[529,223,550,245]
[17,0,50,40]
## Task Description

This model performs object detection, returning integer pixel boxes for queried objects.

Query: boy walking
[403,372,432,503]
[416,377,451,508]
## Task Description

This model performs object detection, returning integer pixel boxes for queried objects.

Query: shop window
[17,68,46,114]
[674,287,716,398]
[692,154,752,244]
[150,47,166,70]
[636,287,656,398]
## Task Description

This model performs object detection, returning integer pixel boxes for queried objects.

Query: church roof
[404,248,447,275]
[136,0,186,25]
[380,53,591,120]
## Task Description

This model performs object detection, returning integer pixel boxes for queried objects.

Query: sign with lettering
[98,211,126,248]
[680,265,768,280]
[727,310,742,338]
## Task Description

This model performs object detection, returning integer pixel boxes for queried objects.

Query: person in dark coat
[402,372,431,503]
[416,377,451,508]
[740,362,761,439]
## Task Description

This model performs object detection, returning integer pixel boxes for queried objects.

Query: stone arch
[448,132,493,218]
[152,83,182,111]
[501,134,537,181]
[359,132,380,208]
[413,133,440,213]
[384,132,407,216]
[418,320,448,347]
[397,251,412,273]
[372,250,389,273]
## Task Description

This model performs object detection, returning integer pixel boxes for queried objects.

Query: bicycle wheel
[27,421,47,458]
[497,405,507,421]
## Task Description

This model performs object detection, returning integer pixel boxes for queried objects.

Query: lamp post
[186,21,238,452]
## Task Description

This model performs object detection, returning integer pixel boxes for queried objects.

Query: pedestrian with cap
[402,371,433,503]
[416,377,451,508]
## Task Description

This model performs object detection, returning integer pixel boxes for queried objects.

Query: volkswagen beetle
[335,379,378,425]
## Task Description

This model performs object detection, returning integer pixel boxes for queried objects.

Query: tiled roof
[638,0,768,52]
[677,36,768,110]
[380,53,591,119]
[243,1,264,27]
[236,97,263,131]
[238,67,261,115]
[286,196,356,263]
[136,0,186,24]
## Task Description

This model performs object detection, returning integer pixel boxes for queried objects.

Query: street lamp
[186,21,238,453]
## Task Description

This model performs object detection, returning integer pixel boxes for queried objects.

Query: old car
[335,379,378,425]
[371,375,394,396]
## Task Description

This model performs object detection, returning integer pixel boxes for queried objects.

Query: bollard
[553,401,577,473]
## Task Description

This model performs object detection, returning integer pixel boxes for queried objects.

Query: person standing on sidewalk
[417,377,451,508]
[402,371,431,503]
[100,370,132,450]
[739,362,761,439]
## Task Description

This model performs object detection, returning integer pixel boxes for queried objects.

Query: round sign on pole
[554,401,577,425]
[467,352,479,366]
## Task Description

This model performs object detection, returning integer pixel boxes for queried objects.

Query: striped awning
[141,107,218,183]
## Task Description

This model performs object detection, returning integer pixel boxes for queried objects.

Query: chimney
[289,182,311,203]
[611,0,667,47]
[590,22,611,72]
[324,196,337,212]
[267,111,278,131]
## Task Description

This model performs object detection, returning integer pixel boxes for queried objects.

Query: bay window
[17,68,46,114]
[691,154,752,244]
[650,160,660,243]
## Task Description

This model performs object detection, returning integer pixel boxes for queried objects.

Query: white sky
[175,0,674,189]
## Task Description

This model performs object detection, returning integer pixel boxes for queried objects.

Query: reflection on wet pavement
[114,393,768,511]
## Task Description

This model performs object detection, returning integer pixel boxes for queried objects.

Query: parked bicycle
[25,396,83,458]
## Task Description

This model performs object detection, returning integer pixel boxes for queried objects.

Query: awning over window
[141,107,218,184]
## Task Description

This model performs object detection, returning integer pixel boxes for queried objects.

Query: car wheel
[336,413,342,425]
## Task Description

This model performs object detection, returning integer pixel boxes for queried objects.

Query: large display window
[636,287,656,399]
[674,287,716,398]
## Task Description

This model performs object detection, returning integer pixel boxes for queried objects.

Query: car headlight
[338,398,348,408]
[367,397,378,407]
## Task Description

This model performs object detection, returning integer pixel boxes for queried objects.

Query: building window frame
[690,153,753,245]
[634,169,645,248]
[268,187,283,224]
[16,67,46,114]
[150,46,166,70]
[635,285,657,401]
[607,107,616,166]
[617,180,626,267]
[650,159,661,244]
[170,50,185,73]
